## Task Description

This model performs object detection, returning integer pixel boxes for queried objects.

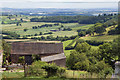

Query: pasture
[80,35,120,42]
[2,16,93,37]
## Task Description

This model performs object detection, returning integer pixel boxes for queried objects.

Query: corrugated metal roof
[11,42,64,55]
[41,53,66,62]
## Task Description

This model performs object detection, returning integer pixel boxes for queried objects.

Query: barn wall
[48,58,66,67]
[11,54,19,63]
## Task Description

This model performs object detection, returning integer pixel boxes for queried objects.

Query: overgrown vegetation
[27,61,66,78]
[30,15,116,24]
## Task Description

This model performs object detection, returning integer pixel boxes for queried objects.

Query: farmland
[1,15,120,58]
[2,21,93,37]
[80,35,119,42]
[1,12,120,79]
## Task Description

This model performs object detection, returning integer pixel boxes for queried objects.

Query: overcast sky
[0,0,119,2]
[0,0,119,8]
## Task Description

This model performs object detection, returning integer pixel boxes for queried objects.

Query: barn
[11,42,66,67]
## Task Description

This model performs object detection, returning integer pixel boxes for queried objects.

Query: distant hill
[1,8,117,16]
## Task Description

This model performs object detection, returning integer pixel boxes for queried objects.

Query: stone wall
[112,61,120,79]
[114,61,120,78]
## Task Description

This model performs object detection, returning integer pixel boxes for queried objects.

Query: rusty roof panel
[11,42,64,55]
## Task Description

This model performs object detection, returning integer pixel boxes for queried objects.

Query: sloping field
[80,35,120,41]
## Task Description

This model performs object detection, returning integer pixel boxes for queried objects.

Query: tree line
[30,15,116,24]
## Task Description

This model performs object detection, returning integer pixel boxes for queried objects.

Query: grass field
[1,70,111,78]
[2,19,93,37]
[80,35,120,42]
[1,70,87,78]
[63,40,75,57]
[2,71,24,78]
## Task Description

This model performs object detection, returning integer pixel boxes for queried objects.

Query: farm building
[11,42,66,67]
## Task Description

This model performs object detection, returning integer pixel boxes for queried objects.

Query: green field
[63,40,76,57]
[2,17,93,37]
[80,35,120,42]
[1,70,87,78]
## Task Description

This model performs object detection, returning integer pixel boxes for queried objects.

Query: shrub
[65,46,74,50]
[27,61,66,78]
[24,29,28,32]
[78,31,86,37]
[44,32,53,35]
[42,63,66,78]
[27,61,47,77]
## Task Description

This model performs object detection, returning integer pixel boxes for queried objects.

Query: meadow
[80,35,120,42]
[1,15,93,38]
[1,70,112,79]
[2,22,93,37]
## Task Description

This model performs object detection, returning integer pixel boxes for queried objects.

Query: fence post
[24,63,27,77]
[73,70,74,78]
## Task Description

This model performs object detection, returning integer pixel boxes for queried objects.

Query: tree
[112,21,117,28]
[42,63,66,78]
[61,25,64,28]
[16,22,19,26]
[20,18,23,22]
[67,50,90,70]
[103,14,107,16]
[98,43,114,66]
[78,31,86,37]
[34,33,38,36]
[95,61,113,78]
[41,36,45,40]
[98,36,120,66]
[94,25,106,35]
[74,55,89,71]
[1,21,5,24]
[24,29,28,32]
[86,26,95,36]
[2,40,11,66]
[112,36,120,60]
[75,42,91,53]
[39,32,42,35]
[20,24,22,26]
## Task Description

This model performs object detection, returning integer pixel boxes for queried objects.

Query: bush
[2,31,20,39]
[42,63,66,78]
[76,39,105,46]
[44,32,53,35]
[65,46,74,50]
[76,39,85,43]
[27,61,47,77]
[24,29,28,32]
[86,40,105,46]
[27,61,66,78]
[78,31,86,37]
[3,35,13,39]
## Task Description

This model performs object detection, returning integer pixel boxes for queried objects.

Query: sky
[0,0,119,8]
[0,0,119,2]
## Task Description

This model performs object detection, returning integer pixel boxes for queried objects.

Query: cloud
[0,0,118,8]
[0,0,29,2]
[29,0,119,2]
[0,0,119,2]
